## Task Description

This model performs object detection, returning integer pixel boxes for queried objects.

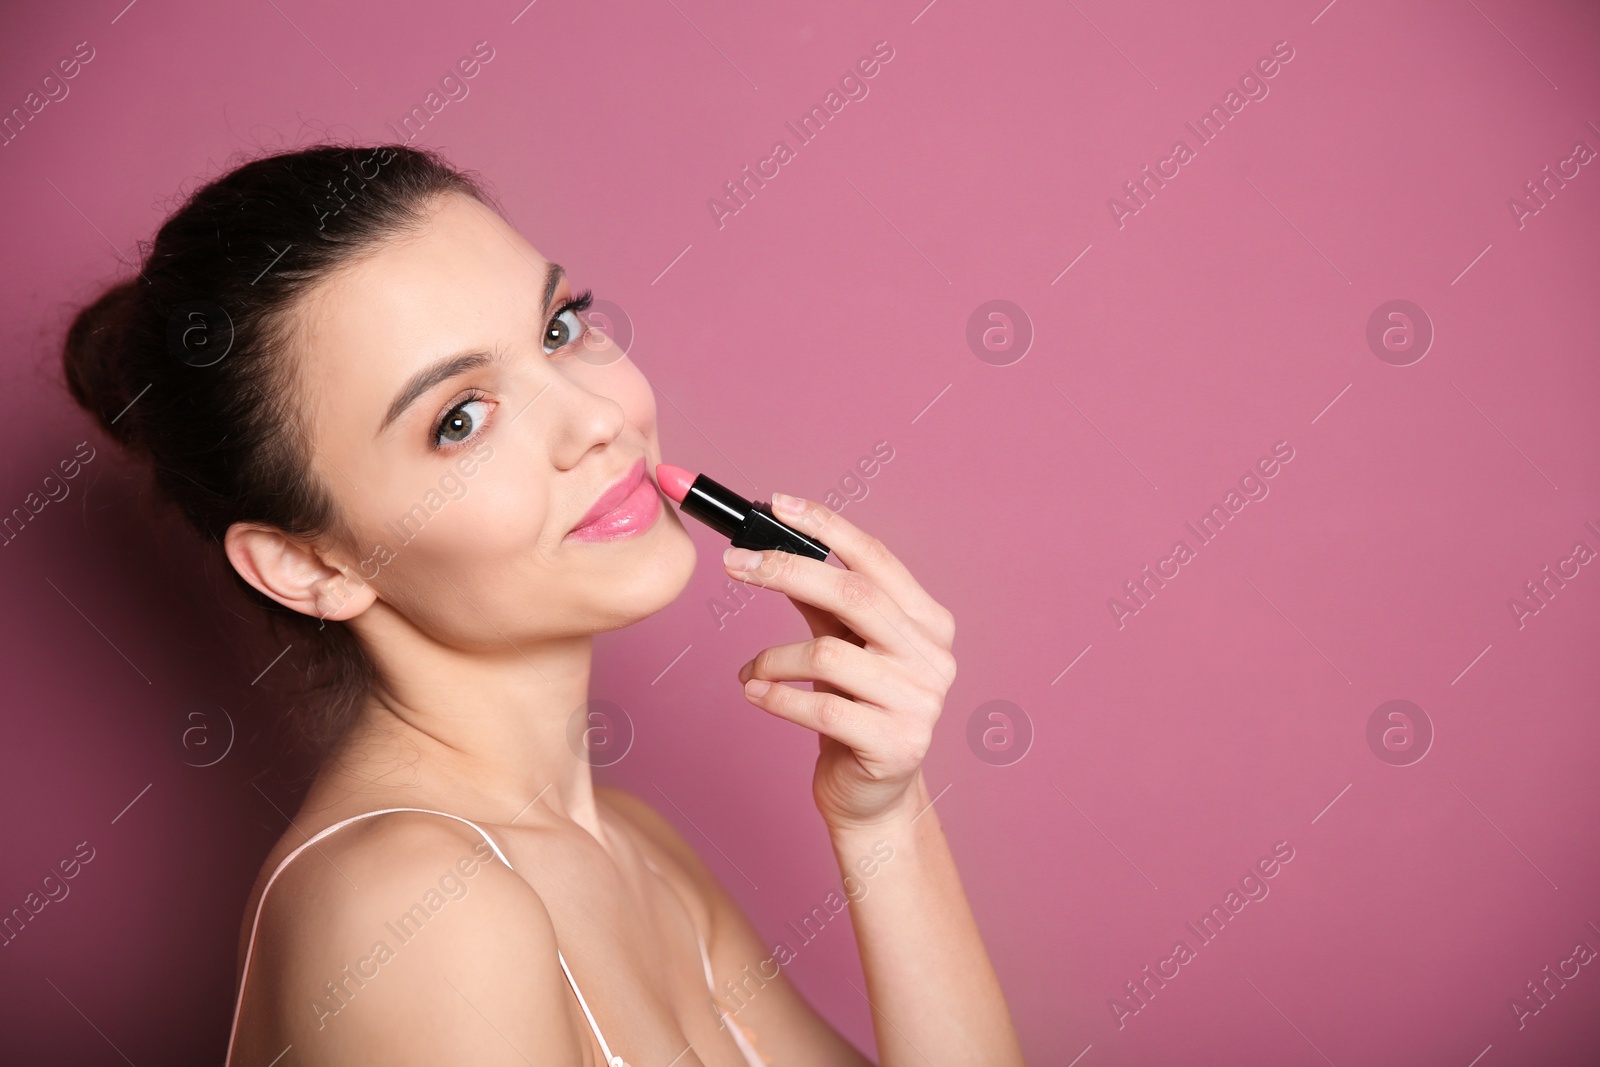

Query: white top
[223,806,767,1067]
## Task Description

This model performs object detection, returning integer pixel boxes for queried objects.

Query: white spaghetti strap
[557,950,628,1067]
[725,1016,767,1067]
[641,858,766,1066]
[694,927,717,989]
[225,806,762,1066]
[223,806,628,1066]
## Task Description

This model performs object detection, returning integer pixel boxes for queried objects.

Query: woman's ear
[223,522,376,622]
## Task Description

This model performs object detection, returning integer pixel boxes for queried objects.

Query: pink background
[3,1,1599,1063]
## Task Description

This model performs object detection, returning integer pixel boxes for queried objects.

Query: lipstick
[654,464,831,561]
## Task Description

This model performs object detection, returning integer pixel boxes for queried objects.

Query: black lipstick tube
[676,472,831,561]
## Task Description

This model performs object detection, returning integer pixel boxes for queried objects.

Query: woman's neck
[326,620,607,843]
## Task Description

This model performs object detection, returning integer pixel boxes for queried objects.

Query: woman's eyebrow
[378,350,495,437]
[376,262,567,437]
[539,261,566,320]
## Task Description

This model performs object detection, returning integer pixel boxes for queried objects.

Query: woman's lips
[566,459,662,542]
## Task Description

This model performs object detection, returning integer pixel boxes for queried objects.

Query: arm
[239,813,588,1066]
[827,771,1023,1066]
[723,492,1025,1067]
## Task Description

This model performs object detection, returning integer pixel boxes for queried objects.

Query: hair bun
[62,278,144,450]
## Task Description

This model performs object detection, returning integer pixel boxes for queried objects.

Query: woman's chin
[589,515,699,628]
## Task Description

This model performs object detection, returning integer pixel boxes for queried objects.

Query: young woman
[61,144,1023,1067]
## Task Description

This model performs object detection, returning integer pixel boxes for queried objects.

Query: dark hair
[61,142,495,755]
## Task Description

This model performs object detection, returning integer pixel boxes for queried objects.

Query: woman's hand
[723,492,957,832]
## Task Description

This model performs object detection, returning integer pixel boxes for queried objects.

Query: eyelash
[547,289,594,351]
[431,290,596,451]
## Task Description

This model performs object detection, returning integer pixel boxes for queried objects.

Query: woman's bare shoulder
[594,785,751,940]
[258,808,526,921]
[595,783,726,927]
[238,810,586,1065]
[595,785,710,873]
[593,791,872,1062]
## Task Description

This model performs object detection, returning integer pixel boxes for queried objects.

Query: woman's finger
[739,636,938,720]
[768,493,956,645]
[725,546,925,659]
[739,674,893,755]
[787,594,861,646]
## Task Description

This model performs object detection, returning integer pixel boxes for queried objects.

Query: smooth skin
[222,190,1023,1066]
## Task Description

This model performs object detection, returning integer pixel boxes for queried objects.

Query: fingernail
[744,678,772,697]
[771,492,805,516]
[724,547,764,571]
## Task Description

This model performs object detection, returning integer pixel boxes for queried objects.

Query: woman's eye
[436,398,489,447]
[543,308,587,354]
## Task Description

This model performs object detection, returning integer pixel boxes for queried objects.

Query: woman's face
[286,190,697,645]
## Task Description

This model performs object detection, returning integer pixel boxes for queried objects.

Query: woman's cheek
[472,467,550,549]
[618,368,660,436]
[399,446,536,555]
